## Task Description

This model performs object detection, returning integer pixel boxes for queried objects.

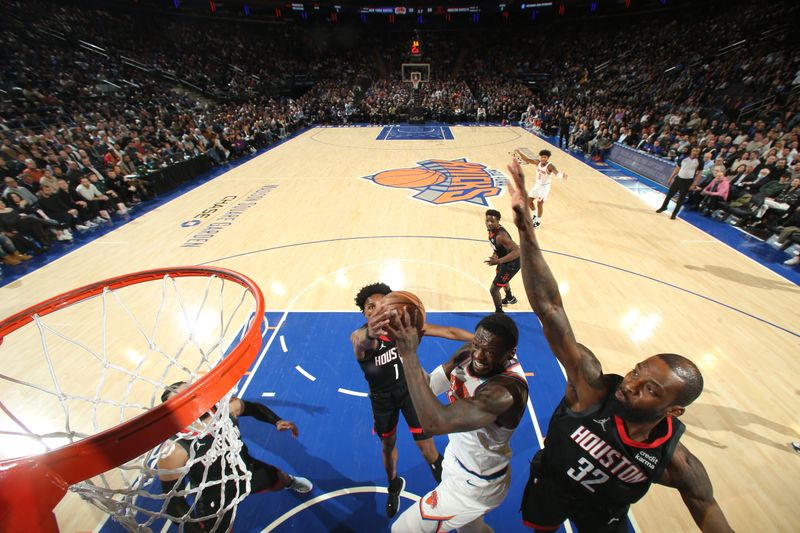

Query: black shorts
[370,384,431,441]
[493,260,520,287]
[197,458,282,530]
[521,452,628,533]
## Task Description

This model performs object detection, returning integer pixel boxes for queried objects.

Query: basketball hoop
[0,267,265,531]
[410,71,422,91]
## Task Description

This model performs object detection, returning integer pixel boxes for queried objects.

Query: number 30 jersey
[358,334,404,393]
[540,374,684,508]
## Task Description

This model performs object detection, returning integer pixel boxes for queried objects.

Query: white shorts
[391,452,510,533]
[528,181,552,201]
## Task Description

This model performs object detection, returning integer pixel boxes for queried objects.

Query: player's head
[355,282,392,318]
[485,209,501,231]
[538,149,551,162]
[469,314,519,377]
[611,354,704,424]
[161,381,188,402]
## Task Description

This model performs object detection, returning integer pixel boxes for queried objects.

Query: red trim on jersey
[615,415,673,449]
[419,495,455,521]
[408,426,423,434]
[522,519,560,530]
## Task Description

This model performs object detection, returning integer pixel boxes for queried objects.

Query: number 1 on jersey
[394,363,399,380]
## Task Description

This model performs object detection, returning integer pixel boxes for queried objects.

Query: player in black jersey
[505,160,733,532]
[485,209,521,313]
[158,382,312,532]
[352,282,474,518]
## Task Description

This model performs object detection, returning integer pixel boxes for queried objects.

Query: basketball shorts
[493,260,520,287]
[520,451,628,532]
[370,383,431,441]
[391,450,510,532]
[528,181,552,201]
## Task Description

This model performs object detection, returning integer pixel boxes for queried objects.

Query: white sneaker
[784,256,800,266]
[287,475,312,493]
[76,224,89,231]
[532,215,541,228]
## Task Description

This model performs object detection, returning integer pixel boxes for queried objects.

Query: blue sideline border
[0,127,312,288]
[521,126,800,286]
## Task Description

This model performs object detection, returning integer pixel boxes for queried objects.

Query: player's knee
[381,434,397,450]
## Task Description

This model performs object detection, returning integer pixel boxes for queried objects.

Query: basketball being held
[373,168,445,188]
[381,291,426,336]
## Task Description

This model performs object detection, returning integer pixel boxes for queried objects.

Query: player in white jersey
[512,148,567,227]
[381,312,528,532]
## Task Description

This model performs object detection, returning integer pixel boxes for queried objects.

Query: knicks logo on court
[362,158,506,205]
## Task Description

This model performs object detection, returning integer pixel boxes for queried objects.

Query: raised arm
[422,322,474,342]
[514,149,539,165]
[387,310,513,435]
[507,159,607,409]
[350,309,389,361]
[657,443,733,532]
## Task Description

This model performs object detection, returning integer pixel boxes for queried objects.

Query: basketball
[373,168,445,188]
[381,290,426,335]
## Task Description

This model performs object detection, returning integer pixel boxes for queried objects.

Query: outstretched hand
[276,420,299,438]
[507,159,532,230]
[385,308,421,362]
[367,307,390,339]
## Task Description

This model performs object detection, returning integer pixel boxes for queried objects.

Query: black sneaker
[505,296,518,305]
[386,476,405,518]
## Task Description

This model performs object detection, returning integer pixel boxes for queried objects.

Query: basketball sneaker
[386,476,405,518]
[287,475,313,494]
[532,215,541,228]
[501,296,518,306]
[792,442,800,453]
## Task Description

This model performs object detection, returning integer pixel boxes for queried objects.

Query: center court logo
[363,158,506,205]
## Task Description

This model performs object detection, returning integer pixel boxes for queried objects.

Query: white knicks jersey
[535,160,553,186]
[445,356,528,476]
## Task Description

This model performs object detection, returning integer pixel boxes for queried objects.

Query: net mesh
[0,272,261,532]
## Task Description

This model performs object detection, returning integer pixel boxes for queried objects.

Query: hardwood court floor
[1,126,798,532]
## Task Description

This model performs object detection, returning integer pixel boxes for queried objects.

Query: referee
[657,146,703,219]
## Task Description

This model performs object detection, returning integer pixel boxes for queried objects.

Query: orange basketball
[382,291,426,336]
[373,168,445,188]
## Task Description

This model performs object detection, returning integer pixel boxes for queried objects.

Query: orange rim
[0,267,265,529]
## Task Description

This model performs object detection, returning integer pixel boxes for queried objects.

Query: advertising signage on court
[180,184,279,248]
[608,143,674,187]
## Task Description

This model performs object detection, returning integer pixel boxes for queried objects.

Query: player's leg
[250,458,312,494]
[489,272,505,313]
[373,390,404,517]
[457,516,494,533]
[401,391,444,482]
[537,199,545,219]
[502,262,521,306]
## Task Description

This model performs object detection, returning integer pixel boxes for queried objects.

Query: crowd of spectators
[2,0,799,272]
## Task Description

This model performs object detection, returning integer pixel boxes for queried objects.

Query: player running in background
[512,148,567,227]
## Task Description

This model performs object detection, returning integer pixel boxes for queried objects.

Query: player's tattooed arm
[658,443,734,533]
[351,327,379,361]
[506,159,605,410]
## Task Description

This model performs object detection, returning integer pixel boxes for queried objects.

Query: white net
[0,271,262,532]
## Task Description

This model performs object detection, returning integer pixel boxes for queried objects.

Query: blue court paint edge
[520,126,800,286]
[198,234,798,339]
[0,126,313,288]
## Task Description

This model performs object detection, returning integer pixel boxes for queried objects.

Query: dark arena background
[1,0,799,532]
